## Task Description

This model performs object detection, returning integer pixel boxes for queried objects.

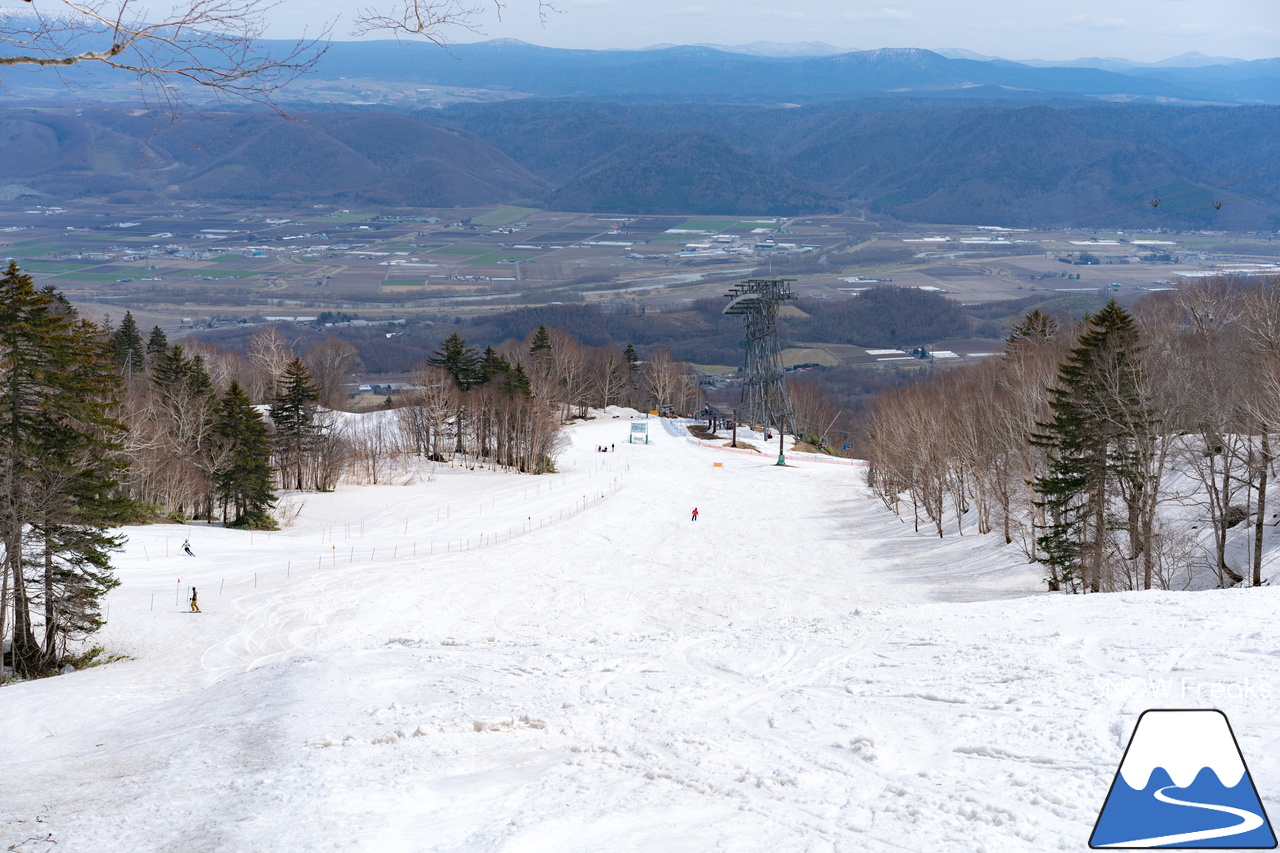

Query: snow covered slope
[4,412,1280,852]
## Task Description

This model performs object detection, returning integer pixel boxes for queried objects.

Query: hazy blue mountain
[302,41,1223,103]
[2,38,1273,106]
[1151,51,1248,68]
[684,41,854,58]
[1008,51,1247,71]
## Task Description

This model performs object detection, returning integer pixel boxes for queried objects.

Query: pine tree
[269,358,320,491]
[530,325,552,356]
[1005,309,1059,351]
[623,342,641,405]
[110,311,145,379]
[146,325,169,358]
[476,346,512,388]
[1031,301,1154,593]
[187,353,214,397]
[213,381,277,529]
[428,333,481,391]
[503,362,532,397]
[0,263,128,676]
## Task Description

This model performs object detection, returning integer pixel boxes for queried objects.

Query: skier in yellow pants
[190,587,201,613]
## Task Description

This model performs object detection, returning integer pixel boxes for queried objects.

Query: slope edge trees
[0,263,129,677]
[116,311,677,506]
[1030,302,1157,593]
[396,327,686,475]
[857,277,1280,593]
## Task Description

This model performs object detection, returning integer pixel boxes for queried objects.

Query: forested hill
[0,109,546,207]
[3,101,1279,228]
[439,100,1280,228]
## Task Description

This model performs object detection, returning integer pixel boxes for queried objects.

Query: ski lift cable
[1051,162,1280,230]
[1154,181,1280,218]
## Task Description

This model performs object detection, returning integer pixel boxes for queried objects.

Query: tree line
[856,275,1280,594]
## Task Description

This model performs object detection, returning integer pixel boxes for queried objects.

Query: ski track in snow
[4,411,1280,852]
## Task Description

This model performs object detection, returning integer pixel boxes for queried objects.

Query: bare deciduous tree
[306,336,362,410]
[2,0,553,117]
[245,325,293,403]
[1,0,327,115]
[352,0,553,44]
[643,347,683,414]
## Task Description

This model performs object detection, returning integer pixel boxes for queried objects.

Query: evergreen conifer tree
[504,362,532,397]
[269,358,320,491]
[530,325,552,356]
[213,381,277,528]
[1031,301,1153,593]
[623,342,641,405]
[0,262,128,676]
[476,346,512,387]
[110,311,145,378]
[1005,309,1059,351]
[429,333,481,391]
[146,325,169,358]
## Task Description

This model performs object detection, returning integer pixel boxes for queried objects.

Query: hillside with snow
[4,411,1280,852]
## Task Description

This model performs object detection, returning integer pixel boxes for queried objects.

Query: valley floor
[4,412,1279,852]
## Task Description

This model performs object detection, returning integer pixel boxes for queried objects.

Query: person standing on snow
[691,508,699,522]
[190,587,201,613]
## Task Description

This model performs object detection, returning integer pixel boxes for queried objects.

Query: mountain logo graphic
[1090,709,1277,848]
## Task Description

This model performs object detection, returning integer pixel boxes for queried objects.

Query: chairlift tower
[724,278,798,464]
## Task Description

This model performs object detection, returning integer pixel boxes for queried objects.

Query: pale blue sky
[269,0,1278,61]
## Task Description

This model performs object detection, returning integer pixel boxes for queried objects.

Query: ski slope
[4,410,1280,852]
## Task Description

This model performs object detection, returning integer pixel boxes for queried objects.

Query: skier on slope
[189,587,201,613]
[691,508,699,522]
[182,539,194,557]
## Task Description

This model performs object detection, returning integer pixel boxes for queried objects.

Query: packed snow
[4,409,1280,852]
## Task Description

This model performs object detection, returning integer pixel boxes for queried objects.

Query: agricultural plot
[674,218,741,231]
[2,199,1274,334]
[463,252,541,265]
[431,246,486,256]
[780,346,841,367]
[310,213,373,223]
[471,206,539,227]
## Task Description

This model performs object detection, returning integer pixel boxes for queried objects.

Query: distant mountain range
[2,37,1278,224]
[933,49,1248,70]
[663,45,1251,68]
[286,40,1278,105]
[644,41,856,58]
